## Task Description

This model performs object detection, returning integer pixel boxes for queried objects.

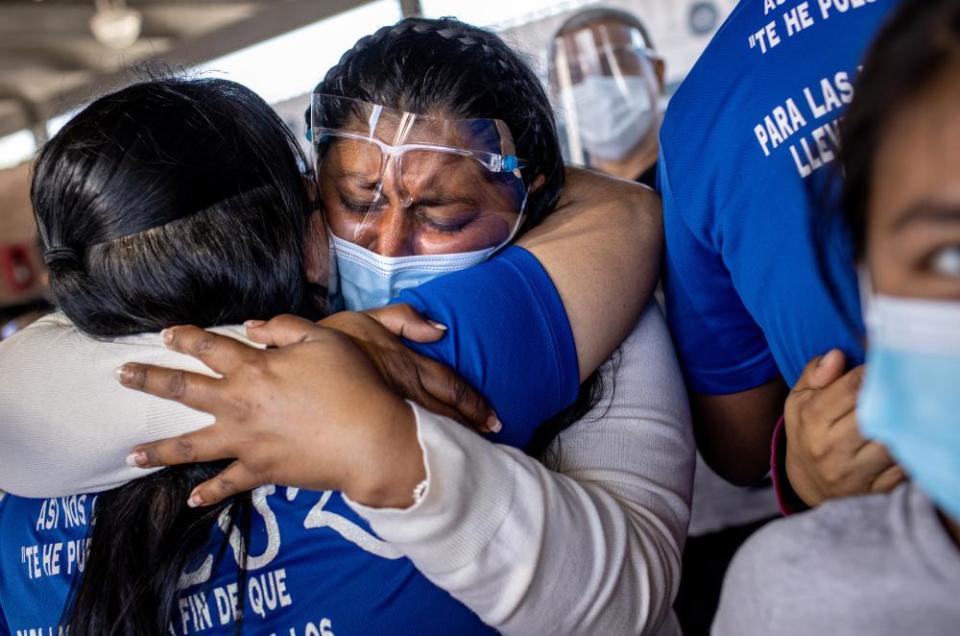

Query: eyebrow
[892,202,960,230]
[415,192,478,208]
[338,172,380,189]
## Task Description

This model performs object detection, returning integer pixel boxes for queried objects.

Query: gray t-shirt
[713,483,960,636]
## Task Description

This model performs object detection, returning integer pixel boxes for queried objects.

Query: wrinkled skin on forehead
[318,111,524,256]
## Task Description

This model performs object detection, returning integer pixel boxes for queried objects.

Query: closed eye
[416,210,471,234]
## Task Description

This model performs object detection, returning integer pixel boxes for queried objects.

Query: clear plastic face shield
[549,20,663,168]
[310,94,529,310]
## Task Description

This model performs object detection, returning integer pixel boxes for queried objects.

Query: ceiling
[0,0,379,140]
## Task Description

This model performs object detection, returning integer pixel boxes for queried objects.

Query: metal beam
[0,4,258,38]
[0,0,269,7]
[29,0,377,126]
[0,51,96,74]
[0,95,40,140]
[399,0,422,17]
[0,109,29,137]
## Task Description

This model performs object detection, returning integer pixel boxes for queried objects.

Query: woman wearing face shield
[311,94,536,310]
[714,3,960,633]
[548,7,666,188]
[0,17,692,636]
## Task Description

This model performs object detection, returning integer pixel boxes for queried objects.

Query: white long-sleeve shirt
[352,304,695,635]
[0,305,694,635]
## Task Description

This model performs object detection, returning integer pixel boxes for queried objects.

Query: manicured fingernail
[428,320,448,331]
[161,328,174,346]
[187,491,204,508]
[125,451,147,468]
[817,349,839,367]
[245,320,265,329]
[115,364,133,384]
[486,415,502,434]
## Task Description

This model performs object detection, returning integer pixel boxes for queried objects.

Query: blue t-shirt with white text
[0,246,579,635]
[659,0,899,393]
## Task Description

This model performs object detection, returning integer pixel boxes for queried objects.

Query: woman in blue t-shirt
[715,4,960,632]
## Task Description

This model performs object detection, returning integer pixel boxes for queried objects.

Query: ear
[302,173,319,203]
[530,174,547,193]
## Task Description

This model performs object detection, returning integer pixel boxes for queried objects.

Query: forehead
[556,19,643,52]
[335,113,462,146]
[331,111,507,155]
[871,64,960,227]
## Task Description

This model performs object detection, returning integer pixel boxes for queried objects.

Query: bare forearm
[692,378,788,486]
[518,167,661,380]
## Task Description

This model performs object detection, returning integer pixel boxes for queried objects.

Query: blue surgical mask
[858,288,960,521]
[329,234,496,311]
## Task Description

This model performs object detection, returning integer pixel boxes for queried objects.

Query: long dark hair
[309,17,604,454]
[839,0,960,258]
[32,77,313,634]
[35,77,312,336]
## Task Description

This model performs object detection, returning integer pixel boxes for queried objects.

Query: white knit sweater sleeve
[347,302,695,636]
[0,313,245,497]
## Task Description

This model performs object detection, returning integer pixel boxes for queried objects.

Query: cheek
[325,206,361,238]
[866,223,914,296]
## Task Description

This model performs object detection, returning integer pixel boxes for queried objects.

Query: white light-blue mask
[329,234,496,311]
[858,284,960,521]
[569,76,655,162]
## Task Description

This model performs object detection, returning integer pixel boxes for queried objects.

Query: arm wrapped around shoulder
[0,313,218,497]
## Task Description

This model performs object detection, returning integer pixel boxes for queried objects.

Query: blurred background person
[549,7,781,635]
[0,161,49,338]
[548,6,665,187]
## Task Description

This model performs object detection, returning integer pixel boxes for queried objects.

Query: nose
[370,206,415,257]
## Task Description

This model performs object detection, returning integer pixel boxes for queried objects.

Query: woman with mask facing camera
[0,18,692,636]
[715,2,960,633]
[548,7,666,187]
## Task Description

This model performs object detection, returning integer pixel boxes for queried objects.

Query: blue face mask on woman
[329,234,496,311]
[858,288,960,520]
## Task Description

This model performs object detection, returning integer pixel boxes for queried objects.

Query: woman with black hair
[0,17,692,636]
[715,2,960,633]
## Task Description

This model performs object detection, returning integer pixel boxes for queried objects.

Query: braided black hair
[307,16,565,233]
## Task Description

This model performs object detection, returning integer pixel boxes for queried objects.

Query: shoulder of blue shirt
[392,246,580,449]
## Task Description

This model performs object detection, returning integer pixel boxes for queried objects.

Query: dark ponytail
[32,77,314,634]
[34,77,313,336]
[65,463,250,635]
